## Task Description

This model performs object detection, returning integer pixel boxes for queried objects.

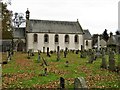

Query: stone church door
[17,41,24,51]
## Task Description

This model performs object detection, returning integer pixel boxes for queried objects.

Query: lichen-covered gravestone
[37,50,41,63]
[64,47,68,58]
[101,49,107,69]
[74,77,88,89]
[47,47,50,57]
[88,50,94,63]
[109,49,116,71]
[60,77,65,89]
[57,46,60,61]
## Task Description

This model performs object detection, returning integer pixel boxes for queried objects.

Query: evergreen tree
[102,29,109,42]
[1,2,13,39]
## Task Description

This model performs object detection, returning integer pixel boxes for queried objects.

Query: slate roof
[83,29,92,40]
[28,19,83,34]
[13,27,25,39]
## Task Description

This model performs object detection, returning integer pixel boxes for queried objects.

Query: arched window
[55,34,59,43]
[65,35,69,43]
[44,34,49,43]
[74,35,79,43]
[86,40,88,46]
[33,34,38,42]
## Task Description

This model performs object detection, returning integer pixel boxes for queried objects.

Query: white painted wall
[27,33,83,52]
[84,40,92,50]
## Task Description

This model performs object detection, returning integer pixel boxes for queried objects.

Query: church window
[33,34,38,42]
[74,35,79,43]
[55,34,59,43]
[44,34,49,43]
[65,35,69,43]
[86,40,88,46]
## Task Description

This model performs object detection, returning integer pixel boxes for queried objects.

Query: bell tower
[25,8,30,32]
[25,8,30,52]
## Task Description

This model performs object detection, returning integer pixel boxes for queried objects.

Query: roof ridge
[30,19,77,23]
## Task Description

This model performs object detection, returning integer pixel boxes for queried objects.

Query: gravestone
[74,77,88,89]
[42,57,48,66]
[101,49,107,69]
[27,50,30,59]
[60,77,65,89]
[76,50,79,54]
[37,50,41,63]
[88,50,94,63]
[64,47,68,58]
[65,61,69,67]
[43,47,45,53]
[109,49,116,71]
[44,68,47,76]
[47,47,50,57]
[57,46,60,61]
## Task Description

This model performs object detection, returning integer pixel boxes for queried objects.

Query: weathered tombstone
[109,49,116,71]
[60,77,65,89]
[42,57,48,66]
[44,68,47,76]
[64,47,67,58]
[101,49,107,69]
[37,50,41,63]
[27,50,30,59]
[76,50,79,54]
[47,47,50,57]
[74,77,88,89]
[65,61,69,67]
[57,46,60,61]
[88,50,94,63]
[43,47,45,53]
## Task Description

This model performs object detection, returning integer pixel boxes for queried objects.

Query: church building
[13,9,92,52]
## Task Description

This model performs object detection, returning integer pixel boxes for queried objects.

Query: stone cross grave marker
[101,49,107,69]
[57,46,60,61]
[74,77,88,89]
[109,49,116,71]
[60,77,65,89]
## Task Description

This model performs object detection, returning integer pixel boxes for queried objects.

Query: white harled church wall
[27,33,83,52]
[84,40,92,50]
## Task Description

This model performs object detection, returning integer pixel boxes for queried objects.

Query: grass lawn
[2,52,120,89]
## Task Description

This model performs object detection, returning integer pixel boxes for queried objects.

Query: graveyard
[2,50,120,89]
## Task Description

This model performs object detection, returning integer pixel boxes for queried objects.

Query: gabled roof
[28,19,84,34]
[83,29,92,40]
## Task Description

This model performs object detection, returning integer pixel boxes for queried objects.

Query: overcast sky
[6,0,120,35]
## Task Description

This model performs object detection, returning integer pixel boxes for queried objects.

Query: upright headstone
[37,50,41,63]
[74,77,88,89]
[65,61,69,67]
[60,77,65,89]
[64,47,67,58]
[88,50,94,63]
[109,49,116,71]
[27,50,30,59]
[57,46,60,61]
[43,47,45,53]
[44,68,47,76]
[47,47,50,57]
[101,49,107,69]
